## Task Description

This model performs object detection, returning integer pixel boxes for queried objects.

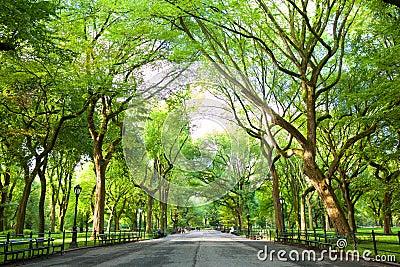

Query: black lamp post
[279,197,285,232]
[70,184,82,248]
[138,208,142,238]
[143,213,146,239]
[246,213,250,237]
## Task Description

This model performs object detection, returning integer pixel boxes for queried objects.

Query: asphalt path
[19,230,390,267]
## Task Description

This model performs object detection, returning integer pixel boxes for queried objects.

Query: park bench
[277,230,348,251]
[98,233,118,246]
[32,237,52,257]
[98,233,109,245]
[276,231,294,242]
[47,232,64,254]
[0,241,7,263]
[299,232,347,250]
[4,238,34,263]
[51,239,64,254]
[98,232,140,246]
[119,232,130,243]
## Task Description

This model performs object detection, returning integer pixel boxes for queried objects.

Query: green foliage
[0,0,57,51]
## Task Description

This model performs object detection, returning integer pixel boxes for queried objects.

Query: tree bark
[382,191,393,234]
[15,165,34,235]
[114,215,119,231]
[58,175,72,232]
[346,199,357,233]
[325,213,331,232]
[146,194,153,233]
[301,186,315,232]
[92,150,107,234]
[308,177,350,234]
[270,164,284,232]
[106,212,113,232]
[306,194,314,231]
[38,156,48,237]
[161,202,167,231]
[132,209,138,231]
[0,170,11,231]
[300,196,306,232]
[303,143,351,234]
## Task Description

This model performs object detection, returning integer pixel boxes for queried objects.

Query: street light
[279,197,285,232]
[246,213,250,237]
[70,184,82,248]
[138,208,142,239]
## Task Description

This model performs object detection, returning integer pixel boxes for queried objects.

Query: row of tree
[0,0,399,236]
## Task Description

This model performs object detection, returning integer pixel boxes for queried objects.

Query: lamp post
[138,208,142,239]
[143,213,146,239]
[279,197,285,232]
[246,213,250,237]
[70,184,82,248]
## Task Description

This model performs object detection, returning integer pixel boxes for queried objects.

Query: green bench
[277,231,348,251]
[4,238,34,263]
[32,237,52,256]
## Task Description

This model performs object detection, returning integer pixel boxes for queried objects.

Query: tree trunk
[347,202,356,233]
[302,81,351,235]
[382,191,393,234]
[160,180,169,231]
[300,195,306,232]
[270,164,283,232]
[293,193,300,230]
[58,173,72,232]
[238,213,242,232]
[341,176,357,232]
[38,172,46,236]
[306,194,314,231]
[308,177,351,234]
[301,187,314,232]
[114,215,119,231]
[38,158,48,237]
[15,166,34,234]
[92,147,107,235]
[325,213,331,232]
[0,171,11,231]
[161,202,167,231]
[146,194,153,233]
[304,150,351,234]
[132,209,137,231]
[106,212,113,232]
[50,197,56,232]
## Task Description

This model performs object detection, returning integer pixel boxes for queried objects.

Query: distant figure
[229,226,235,234]
[157,228,164,238]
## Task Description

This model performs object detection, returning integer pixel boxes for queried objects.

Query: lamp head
[74,184,82,196]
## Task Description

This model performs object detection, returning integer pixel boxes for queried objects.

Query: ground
[20,230,389,267]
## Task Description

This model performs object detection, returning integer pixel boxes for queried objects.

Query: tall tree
[0,48,88,234]
[163,0,364,233]
[58,0,169,235]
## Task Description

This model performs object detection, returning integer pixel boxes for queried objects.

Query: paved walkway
[18,230,389,266]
